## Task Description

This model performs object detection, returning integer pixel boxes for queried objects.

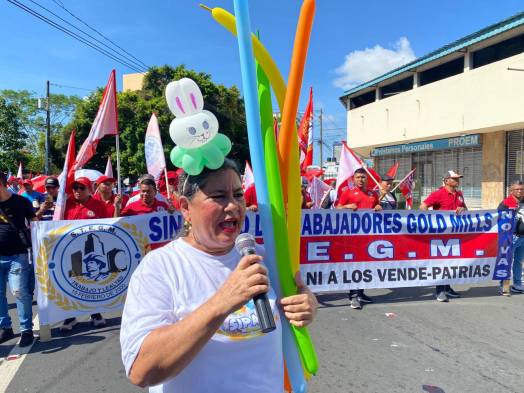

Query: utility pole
[45,80,51,175]
[319,108,323,169]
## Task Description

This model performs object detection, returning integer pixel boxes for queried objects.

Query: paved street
[1,283,524,393]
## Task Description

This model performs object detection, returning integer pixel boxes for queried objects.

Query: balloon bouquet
[165,2,318,392]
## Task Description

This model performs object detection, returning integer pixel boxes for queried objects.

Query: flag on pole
[309,175,331,208]
[386,161,399,179]
[104,156,114,178]
[335,142,382,200]
[242,161,255,191]
[144,113,166,181]
[53,130,76,220]
[335,142,363,198]
[17,162,23,179]
[298,87,314,172]
[398,168,416,209]
[72,69,118,172]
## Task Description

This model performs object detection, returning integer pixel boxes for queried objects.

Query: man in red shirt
[121,178,171,216]
[93,175,127,217]
[420,170,467,302]
[336,168,382,310]
[61,177,112,331]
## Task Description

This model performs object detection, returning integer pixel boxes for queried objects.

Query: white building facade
[340,12,524,209]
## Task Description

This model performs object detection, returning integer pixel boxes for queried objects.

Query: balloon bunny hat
[166,78,232,175]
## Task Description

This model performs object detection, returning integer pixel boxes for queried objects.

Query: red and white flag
[309,176,331,208]
[335,142,382,200]
[72,70,118,172]
[398,168,416,209]
[242,161,254,191]
[144,113,166,180]
[386,161,399,179]
[298,87,314,172]
[53,130,76,220]
[104,156,114,178]
[335,142,363,199]
[17,162,23,179]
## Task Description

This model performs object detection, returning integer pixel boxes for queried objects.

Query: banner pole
[116,134,121,194]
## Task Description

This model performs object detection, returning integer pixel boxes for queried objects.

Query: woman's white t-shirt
[120,238,283,393]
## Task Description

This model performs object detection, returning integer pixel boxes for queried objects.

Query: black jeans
[436,285,451,294]
[349,289,364,299]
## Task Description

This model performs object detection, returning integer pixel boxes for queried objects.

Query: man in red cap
[63,177,110,220]
[21,179,45,213]
[93,175,127,217]
[336,168,382,310]
[61,177,112,331]
[120,178,172,216]
[420,170,467,302]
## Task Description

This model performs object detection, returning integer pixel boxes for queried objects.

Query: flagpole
[164,168,171,199]
[361,164,383,192]
[116,134,121,194]
[390,168,415,193]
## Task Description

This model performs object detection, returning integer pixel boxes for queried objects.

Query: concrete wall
[346,53,524,150]
[481,131,506,209]
[123,73,144,92]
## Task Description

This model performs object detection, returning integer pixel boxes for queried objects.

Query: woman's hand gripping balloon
[279,272,318,328]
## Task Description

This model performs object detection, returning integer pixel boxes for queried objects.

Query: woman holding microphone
[120,159,317,392]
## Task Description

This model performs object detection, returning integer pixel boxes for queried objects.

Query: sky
[1,0,523,165]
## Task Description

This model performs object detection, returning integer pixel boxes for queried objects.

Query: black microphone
[234,233,276,333]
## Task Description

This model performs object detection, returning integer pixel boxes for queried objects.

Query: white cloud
[333,37,416,90]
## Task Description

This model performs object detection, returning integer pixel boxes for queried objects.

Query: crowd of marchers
[1,165,523,346]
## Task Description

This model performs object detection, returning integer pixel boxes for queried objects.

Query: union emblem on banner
[34,221,150,323]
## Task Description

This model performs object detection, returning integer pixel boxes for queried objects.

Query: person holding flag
[336,168,381,309]
[93,175,127,217]
[378,175,397,210]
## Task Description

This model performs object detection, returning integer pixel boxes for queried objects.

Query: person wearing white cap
[420,170,467,302]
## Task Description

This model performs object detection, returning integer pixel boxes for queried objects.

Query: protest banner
[32,209,512,326]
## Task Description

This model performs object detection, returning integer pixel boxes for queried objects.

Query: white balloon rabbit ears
[165,78,205,118]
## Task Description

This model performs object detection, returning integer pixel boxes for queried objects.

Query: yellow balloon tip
[199,3,212,12]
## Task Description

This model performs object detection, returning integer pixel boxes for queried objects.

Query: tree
[0,97,27,172]
[0,90,81,173]
[62,65,249,178]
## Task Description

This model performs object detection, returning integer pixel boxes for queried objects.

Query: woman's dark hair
[179,158,242,200]
[0,172,6,186]
[176,159,242,239]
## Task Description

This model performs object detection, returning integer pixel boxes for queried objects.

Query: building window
[379,76,414,99]
[349,90,375,109]
[472,32,524,69]
[419,57,464,86]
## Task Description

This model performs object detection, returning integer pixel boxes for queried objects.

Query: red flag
[386,162,399,179]
[298,87,314,172]
[53,130,76,220]
[30,175,47,193]
[72,70,118,172]
[273,116,280,141]
[242,161,255,191]
[398,168,416,209]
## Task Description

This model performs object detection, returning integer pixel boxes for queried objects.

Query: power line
[27,0,149,72]
[7,0,146,73]
[51,0,149,70]
[49,82,93,92]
